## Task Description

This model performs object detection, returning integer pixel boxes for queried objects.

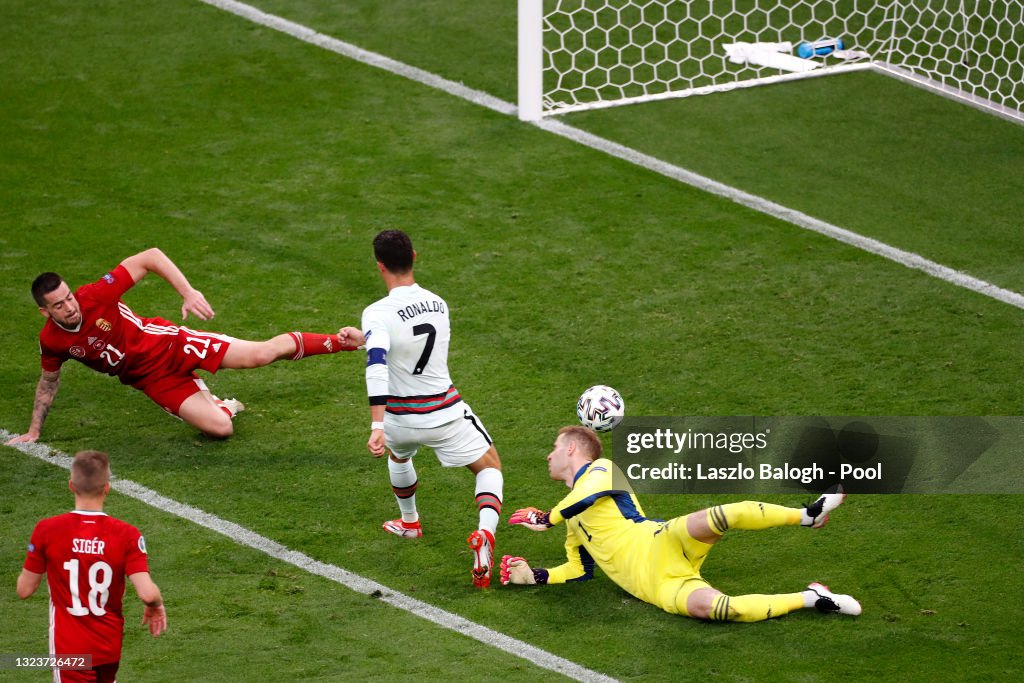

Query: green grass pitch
[1,1,1022,681]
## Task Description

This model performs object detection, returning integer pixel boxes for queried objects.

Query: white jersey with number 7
[361,283,464,428]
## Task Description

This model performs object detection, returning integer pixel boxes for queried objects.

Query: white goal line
[198,0,1024,313]
[3,431,617,683]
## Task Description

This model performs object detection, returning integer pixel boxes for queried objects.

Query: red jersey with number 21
[23,511,149,665]
[39,265,184,385]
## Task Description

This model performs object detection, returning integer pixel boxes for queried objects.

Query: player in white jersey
[339,230,504,588]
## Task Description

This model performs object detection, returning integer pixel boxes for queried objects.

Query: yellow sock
[706,501,801,535]
[710,593,806,622]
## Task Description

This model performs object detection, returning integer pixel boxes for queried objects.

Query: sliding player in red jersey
[17,450,166,683]
[5,248,356,442]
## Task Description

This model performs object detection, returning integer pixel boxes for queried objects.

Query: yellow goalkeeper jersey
[545,458,666,604]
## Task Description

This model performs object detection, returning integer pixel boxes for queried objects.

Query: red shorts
[55,662,119,683]
[131,328,233,415]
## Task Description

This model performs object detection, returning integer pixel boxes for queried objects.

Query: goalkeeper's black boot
[808,582,862,615]
[801,484,845,528]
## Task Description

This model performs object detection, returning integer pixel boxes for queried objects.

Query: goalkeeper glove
[508,507,552,531]
[499,555,551,586]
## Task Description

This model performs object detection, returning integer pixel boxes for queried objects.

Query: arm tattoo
[31,371,61,432]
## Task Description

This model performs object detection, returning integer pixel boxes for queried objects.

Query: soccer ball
[576,385,625,432]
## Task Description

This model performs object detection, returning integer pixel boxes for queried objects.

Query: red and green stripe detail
[386,386,462,415]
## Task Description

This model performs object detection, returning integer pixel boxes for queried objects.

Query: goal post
[518,0,544,121]
[517,0,1024,125]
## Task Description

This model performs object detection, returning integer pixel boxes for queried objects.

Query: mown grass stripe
[3,431,618,683]
[199,0,1024,311]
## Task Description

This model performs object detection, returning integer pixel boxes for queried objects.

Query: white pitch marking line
[199,0,1024,312]
[536,118,1024,311]
[199,0,515,117]
[3,432,617,683]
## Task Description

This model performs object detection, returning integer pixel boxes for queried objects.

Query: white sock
[388,457,419,523]
[474,467,503,536]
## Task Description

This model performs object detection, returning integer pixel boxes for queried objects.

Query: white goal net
[518,0,1024,124]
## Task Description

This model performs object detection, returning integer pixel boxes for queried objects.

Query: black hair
[32,272,64,307]
[373,230,415,274]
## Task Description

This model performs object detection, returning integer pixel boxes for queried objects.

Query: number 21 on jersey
[99,344,124,368]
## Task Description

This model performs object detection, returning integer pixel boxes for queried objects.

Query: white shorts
[385,403,493,467]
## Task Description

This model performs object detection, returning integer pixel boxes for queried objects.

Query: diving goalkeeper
[501,426,861,621]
